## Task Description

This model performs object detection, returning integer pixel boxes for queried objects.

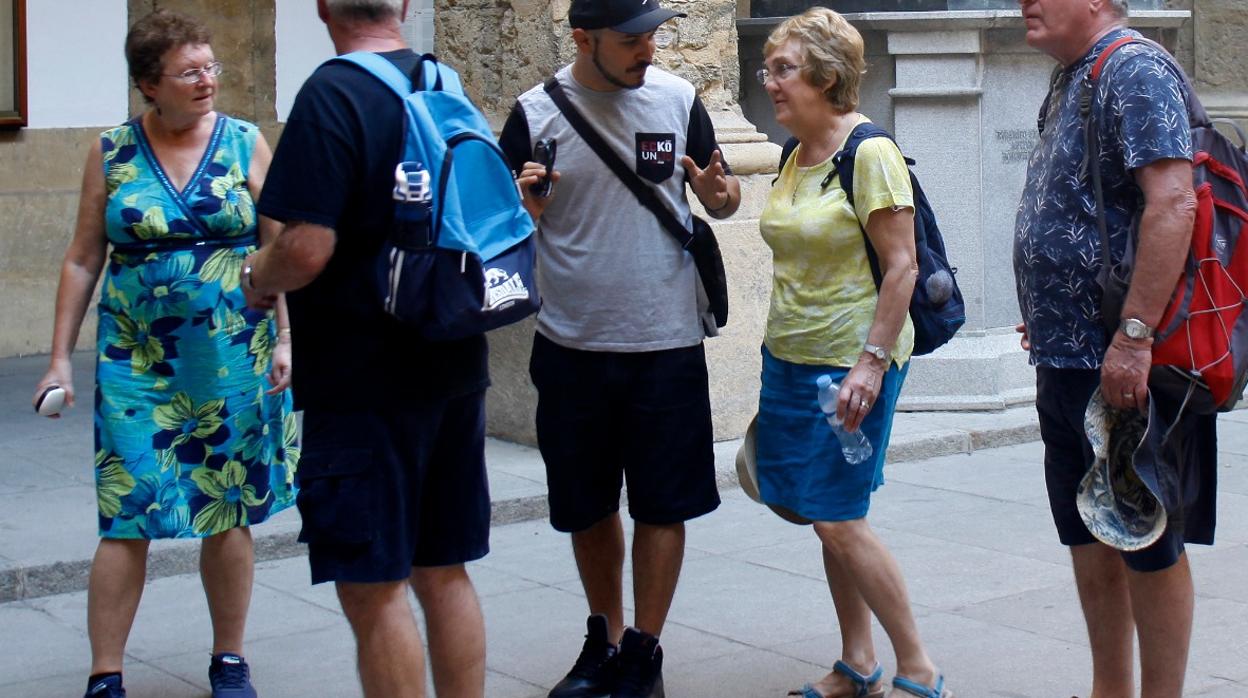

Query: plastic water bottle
[391,161,433,247]
[815,375,873,465]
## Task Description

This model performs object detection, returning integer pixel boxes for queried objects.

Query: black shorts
[529,332,720,533]
[296,392,490,584]
[1035,367,1217,572]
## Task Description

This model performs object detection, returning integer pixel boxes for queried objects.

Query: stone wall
[0,128,96,357]
[433,0,741,125]
[1167,0,1248,123]
[127,0,280,130]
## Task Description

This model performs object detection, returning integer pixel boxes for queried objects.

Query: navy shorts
[296,391,490,584]
[1035,367,1217,572]
[529,332,721,533]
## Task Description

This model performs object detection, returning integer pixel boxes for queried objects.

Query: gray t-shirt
[500,65,729,352]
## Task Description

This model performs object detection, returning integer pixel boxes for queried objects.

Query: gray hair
[1108,0,1128,18]
[323,0,404,22]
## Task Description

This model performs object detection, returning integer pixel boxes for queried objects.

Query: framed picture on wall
[1,0,27,128]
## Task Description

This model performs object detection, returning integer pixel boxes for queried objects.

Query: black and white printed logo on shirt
[636,132,676,184]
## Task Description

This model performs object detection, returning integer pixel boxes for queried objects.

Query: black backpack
[777,124,965,355]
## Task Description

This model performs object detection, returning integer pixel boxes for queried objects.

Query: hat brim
[736,415,812,526]
[611,8,685,34]
[1076,390,1166,551]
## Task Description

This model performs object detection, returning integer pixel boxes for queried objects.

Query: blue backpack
[334,51,539,340]
[777,124,965,355]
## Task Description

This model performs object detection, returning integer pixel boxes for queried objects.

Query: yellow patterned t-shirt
[760,117,915,367]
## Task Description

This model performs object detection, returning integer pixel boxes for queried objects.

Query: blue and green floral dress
[94,114,298,539]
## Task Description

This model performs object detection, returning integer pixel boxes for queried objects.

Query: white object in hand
[35,386,67,417]
[815,375,873,465]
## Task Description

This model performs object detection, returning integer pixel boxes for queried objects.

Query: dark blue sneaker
[549,614,618,698]
[209,653,258,698]
[612,628,664,698]
[84,674,125,698]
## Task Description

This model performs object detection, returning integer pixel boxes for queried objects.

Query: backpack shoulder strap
[1037,64,1064,135]
[1081,35,1161,293]
[333,51,465,98]
[543,77,694,248]
[833,122,894,210]
[332,51,412,98]
[831,122,901,291]
[776,136,799,180]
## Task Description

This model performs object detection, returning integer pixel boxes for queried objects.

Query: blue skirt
[755,345,908,522]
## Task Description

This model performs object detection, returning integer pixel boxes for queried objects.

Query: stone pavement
[0,352,1040,603]
[1,353,1247,696]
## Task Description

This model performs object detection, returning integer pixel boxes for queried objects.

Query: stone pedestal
[739,10,1189,410]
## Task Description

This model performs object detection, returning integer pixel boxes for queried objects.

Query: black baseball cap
[569,0,686,34]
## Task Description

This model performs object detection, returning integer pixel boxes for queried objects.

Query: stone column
[434,0,779,443]
[883,22,1034,409]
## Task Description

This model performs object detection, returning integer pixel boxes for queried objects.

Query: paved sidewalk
[3,425,1247,696]
[0,352,1041,602]
[3,352,1246,696]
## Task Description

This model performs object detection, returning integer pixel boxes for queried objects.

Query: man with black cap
[500,1,740,696]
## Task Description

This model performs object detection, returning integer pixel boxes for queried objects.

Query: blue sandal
[789,660,885,698]
[890,673,952,698]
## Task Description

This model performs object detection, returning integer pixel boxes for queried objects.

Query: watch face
[1122,319,1150,339]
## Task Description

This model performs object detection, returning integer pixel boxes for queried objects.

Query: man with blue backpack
[500,1,740,696]
[241,1,492,696]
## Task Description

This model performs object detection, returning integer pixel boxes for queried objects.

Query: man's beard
[592,42,649,90]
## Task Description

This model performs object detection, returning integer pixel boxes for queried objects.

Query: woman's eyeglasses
[756,62,804,85]
[165,61,223,84]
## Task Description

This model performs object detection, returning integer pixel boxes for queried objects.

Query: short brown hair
[125,10,212,93]
[764,7,865,113]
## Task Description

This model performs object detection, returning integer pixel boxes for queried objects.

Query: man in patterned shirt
[1014,0,1213,696]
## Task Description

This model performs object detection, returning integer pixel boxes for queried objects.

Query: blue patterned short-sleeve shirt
[1014,28,1192,369]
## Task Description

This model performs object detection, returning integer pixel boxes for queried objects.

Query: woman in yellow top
[755,8,951,698]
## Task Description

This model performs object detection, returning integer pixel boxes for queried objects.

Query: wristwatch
[241,256,257,292]
[1119,317,1154,340]
[863,343,890,362]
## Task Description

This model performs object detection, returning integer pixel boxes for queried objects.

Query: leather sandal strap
[832,661,884,697]
[787,683,825,698]
[891,674,946,698]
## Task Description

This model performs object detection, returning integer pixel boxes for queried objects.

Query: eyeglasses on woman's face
[756,62,805,85]
[165,61,223,85]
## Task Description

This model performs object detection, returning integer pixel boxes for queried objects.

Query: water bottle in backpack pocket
[380,161,437,326]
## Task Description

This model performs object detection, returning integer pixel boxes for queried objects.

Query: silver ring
[860,399,869,409]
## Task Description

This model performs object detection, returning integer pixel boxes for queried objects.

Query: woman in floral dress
[32,11,297,698]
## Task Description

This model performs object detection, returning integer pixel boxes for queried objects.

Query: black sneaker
[84,674,125,698]
[613,628,664,698]
[209,653,258,698]
[549,614,618,698]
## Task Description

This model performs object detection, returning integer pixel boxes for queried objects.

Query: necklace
[789,113,860,206]
[790,166,810,205]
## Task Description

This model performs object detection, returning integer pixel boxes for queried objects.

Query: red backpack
[1084,36,1248,414]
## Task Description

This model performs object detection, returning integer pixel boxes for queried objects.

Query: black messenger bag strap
[542,78,694,249]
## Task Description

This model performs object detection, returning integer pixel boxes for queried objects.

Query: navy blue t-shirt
[1014,29,1192,369]
[258,49,489,410]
